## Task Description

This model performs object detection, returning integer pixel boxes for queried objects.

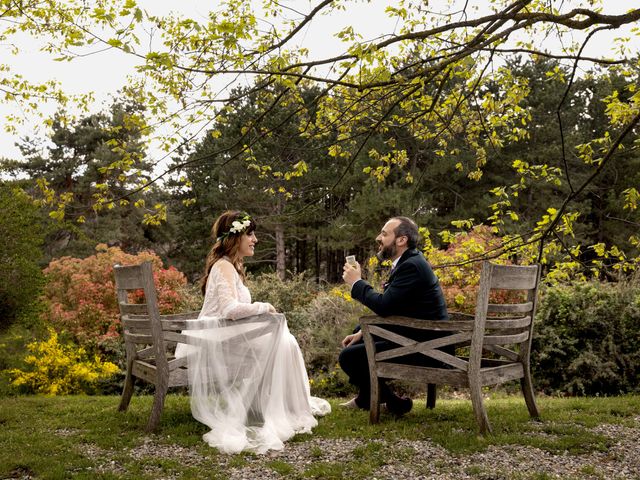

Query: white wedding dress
[177,259,330,454]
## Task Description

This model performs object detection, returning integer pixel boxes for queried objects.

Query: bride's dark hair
[200,210,256,295]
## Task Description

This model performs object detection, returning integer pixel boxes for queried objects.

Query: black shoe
[386,396,413,417]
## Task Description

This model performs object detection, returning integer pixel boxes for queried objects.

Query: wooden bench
[114,262,279,431]
[361,261,541,433]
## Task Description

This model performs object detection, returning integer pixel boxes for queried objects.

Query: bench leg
[426,383,437,409]
[521,364,540,419]
[469,380,491,434]
[369,378,381,424]
[146,384,168,432]
[118,357,135,412]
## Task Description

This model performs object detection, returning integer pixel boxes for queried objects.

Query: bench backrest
[470,261,541,368]
[113,262,169,376]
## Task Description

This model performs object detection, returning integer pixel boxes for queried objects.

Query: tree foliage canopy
[2,0,640,278]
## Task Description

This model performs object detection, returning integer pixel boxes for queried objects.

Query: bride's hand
[267,304,277,313]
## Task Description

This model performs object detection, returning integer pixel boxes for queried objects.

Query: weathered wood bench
[361,261,541,433]
[114,262,279,431]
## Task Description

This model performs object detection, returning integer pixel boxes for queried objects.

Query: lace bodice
[199,258,272,320]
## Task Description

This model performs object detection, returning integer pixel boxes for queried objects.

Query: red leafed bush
[42,244,188,345]
[426,226,523,313]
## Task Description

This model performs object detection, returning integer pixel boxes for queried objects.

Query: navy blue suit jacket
[351,249,448,321]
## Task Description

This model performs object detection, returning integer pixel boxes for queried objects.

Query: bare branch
[252,0,334,55]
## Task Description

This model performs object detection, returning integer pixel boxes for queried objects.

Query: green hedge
[532,280,640,396]
[0,185,45,330]
[6,261,639,398]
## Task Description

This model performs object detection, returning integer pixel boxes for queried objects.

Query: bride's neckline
[221,256,242,266]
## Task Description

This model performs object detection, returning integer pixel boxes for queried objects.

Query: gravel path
[71,415,640,479]
[226,420,640,479]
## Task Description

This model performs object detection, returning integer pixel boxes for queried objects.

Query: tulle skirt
[181,314,330,454]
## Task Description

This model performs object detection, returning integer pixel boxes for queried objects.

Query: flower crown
[216,213,253,243]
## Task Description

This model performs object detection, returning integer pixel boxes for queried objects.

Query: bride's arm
[207,261,274,320]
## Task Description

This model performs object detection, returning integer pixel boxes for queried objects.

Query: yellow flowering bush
[360,255,393,292]
[329,285,353,302]
[310,363,354,397]
[5,329,119,395]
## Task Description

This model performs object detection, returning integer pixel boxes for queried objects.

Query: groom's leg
[338,340,394,409]
[338,341,369,407]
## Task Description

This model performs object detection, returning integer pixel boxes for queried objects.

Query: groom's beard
[376,242,397,261]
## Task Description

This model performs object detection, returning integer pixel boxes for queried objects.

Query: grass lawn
[1,393,639,479]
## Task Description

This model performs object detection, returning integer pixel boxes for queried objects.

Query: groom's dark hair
[391,216,419,249]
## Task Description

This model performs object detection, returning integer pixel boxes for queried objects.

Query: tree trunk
[301,237,308,272]
[275,222,286,280]
[271,196,286,280]
[315,238,320,283]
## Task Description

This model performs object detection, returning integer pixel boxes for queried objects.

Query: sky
[0,0,400,161]
[1,0,638,162]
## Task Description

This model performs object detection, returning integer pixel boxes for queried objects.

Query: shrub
[42,244,190,346]
[425,225,514,313]
[0,323,47,396]
[310,363,355,398]
[532,280,640,395]
[288,286,367,374]
[295,287,362,397]
[248,272,359,393]
[248,271,318,313]
[5,329,119,395]
[0,184,45,329]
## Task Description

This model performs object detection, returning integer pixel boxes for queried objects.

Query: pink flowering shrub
[42,244,188,345]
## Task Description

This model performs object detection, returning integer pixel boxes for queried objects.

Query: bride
[177,210,330,454]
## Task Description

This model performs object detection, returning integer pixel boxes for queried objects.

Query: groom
[339,216,449,416]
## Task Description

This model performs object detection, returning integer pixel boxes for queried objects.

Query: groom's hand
[341,330,363,348]
[342,262,361,286]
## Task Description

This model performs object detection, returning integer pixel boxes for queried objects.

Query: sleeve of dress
[206,262,272,320]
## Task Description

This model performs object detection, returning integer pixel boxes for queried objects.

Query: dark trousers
[339,338,447,408]
[338,340,399,408]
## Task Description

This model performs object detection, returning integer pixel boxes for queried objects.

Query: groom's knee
[338,344,367,375]
[338,346,351,372]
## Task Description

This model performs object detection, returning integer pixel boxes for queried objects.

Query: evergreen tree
[2,101,172,260]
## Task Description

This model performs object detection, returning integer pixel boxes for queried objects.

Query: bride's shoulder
[211,258,237,278]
